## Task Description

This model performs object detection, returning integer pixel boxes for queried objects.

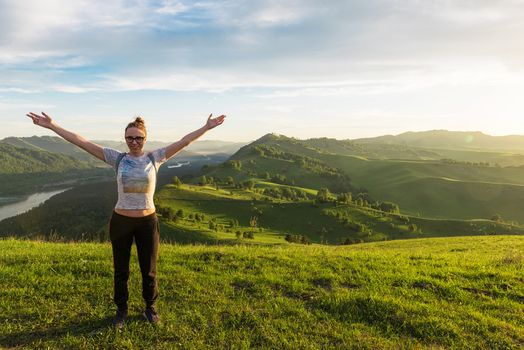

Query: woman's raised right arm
[26,112,105,162]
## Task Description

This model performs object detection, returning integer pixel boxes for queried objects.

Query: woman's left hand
[206,114,226,130]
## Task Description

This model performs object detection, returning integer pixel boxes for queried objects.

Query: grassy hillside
[202,133,524,224]
[1,236,522,349]
[155,183,524,245]
[325,155,524,222]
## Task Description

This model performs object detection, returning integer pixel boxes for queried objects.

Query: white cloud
[48,84,101,94]
[0,99,54,111]
[155,1,188,15]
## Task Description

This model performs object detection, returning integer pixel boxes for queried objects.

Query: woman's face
[125,127,146,152]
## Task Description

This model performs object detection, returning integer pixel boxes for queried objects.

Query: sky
[1,0,524,142]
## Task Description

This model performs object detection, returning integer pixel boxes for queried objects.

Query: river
[0,188,71,221]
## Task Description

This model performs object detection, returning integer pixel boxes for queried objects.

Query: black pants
[109,211,159,311]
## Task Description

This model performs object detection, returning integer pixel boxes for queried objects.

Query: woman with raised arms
[27,111,225,328]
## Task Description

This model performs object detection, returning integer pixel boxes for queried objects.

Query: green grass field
[1,236,522,349]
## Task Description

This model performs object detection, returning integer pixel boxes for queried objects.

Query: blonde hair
[125,116,147,136]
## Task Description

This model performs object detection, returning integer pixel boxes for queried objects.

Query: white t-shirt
[103,147,167,210]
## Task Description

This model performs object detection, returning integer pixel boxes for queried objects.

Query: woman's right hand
[26,112,56,130]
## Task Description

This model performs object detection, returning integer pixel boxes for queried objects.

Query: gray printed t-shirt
[103,147,167,210]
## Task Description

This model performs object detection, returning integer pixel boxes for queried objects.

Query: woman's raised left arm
[164,113,225,160]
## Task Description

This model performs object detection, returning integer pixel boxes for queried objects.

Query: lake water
[0,188,70,221]
[167,161,191,169]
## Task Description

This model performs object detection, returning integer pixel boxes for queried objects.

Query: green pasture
[1,236,522,349]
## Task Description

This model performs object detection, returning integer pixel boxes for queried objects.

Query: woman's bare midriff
[115,208,156,217]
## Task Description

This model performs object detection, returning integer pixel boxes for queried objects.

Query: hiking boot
[143,306,160,324]
[112,309,127,329]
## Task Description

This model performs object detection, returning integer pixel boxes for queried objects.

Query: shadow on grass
[0,315,149,348]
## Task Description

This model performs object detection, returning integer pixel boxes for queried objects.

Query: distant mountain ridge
[354,130,524,151]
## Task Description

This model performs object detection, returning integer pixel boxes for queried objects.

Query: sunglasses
[125,136,145,143]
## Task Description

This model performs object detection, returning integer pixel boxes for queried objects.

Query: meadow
[1,236,523,349]
[155,183,524,245]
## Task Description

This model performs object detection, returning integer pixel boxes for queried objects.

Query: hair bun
[125,115,147,135]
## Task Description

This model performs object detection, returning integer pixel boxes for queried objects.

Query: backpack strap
[148,153,158,173]
[115,152,158,176]
[115,152,126,176]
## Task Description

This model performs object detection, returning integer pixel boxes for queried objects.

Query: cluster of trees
[157,206,211,225]
[238,231,255,239]
[285,234,311,244]
[340,217,371,234]
[340,238,365,245]
[197,175,215,186]
[316,187,400,214]
[440,159,494,167]
[157,203,259,239]
[157,206,190,222]
[270,173,290,185]
[251,145,337,176]
[388,222,422,233]
[251,145,290,159]
[222,160,242,170]
[262,187,310,201]
[324,205,413,237]
[253,171,293,186]
[191,174,257,191]
[250,144,353,192]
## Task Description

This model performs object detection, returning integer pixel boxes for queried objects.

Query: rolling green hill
[201,133,524,224]
[1,236,522,349]
[154,183,524,244]
[326,155,524,222]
